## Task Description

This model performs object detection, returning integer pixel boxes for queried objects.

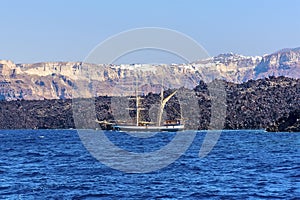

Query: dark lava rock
[266,109,300,132]
[0,76,299,131]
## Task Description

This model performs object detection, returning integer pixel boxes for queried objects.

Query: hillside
[0,76,298,131]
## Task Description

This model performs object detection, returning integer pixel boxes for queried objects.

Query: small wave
[250,192,286,199]
[17,171,44,177]
[25,152,44,157]
[73,193,114,200]
[189,192,221,199]
[0,184,10,190]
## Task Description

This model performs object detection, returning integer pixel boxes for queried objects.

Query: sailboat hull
[113,124,184,132]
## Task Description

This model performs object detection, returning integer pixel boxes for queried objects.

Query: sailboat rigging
[96,79,184,132]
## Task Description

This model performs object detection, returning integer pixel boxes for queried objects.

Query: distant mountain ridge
[0,47,299,100]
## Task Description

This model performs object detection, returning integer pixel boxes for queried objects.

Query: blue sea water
[0,130,299,199]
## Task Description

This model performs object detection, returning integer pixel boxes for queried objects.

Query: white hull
[113,124,184,132]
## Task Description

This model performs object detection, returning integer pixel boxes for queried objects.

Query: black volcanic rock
[266,109,300,132]
[0,76,299,131]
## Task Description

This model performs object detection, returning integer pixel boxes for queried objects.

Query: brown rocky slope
[0,47,299,100]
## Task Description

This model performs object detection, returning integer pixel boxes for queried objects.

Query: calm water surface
[0,130,299,199]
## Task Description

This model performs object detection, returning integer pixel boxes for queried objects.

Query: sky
[1,0,300,64]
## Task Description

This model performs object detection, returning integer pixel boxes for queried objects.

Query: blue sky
[1,0,300,63]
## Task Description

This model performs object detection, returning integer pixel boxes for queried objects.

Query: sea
[0,130,299,199]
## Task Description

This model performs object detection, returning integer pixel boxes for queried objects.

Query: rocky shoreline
[0,76,299,132]
[266,109,300,132]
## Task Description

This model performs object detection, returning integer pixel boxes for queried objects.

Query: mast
[133,78,145,126]
[126,94,144,126]
[136,94,140,126]
[125,68,146,127]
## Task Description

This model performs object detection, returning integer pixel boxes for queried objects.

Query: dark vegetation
[0,76,299,132]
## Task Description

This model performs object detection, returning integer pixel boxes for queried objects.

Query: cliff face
[254,48,300,79]
[0,47,299,100]
[196,53,262,83]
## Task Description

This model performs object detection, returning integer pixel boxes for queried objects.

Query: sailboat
[97,83,184,132]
